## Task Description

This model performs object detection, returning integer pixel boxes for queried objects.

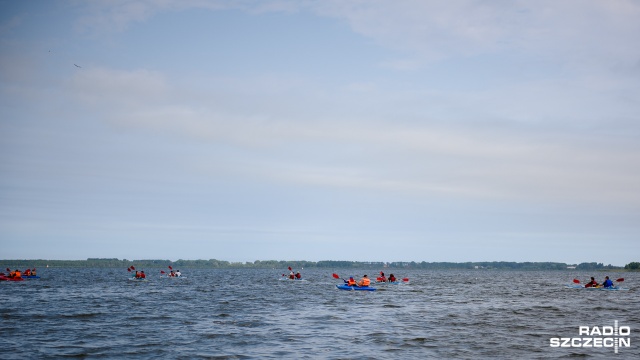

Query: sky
[1,1,639,265]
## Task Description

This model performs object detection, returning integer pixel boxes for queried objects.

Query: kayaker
[175,270,181,277]
[134,271,141,279]
[346,277,357,286]
[31,269,36,276]
[140,271,146,279]
[358,275,371,287]
[24,269,31,276]
[378,272,387,282]
[388,274,397,282]
[12,269,21,278]
[169,270,175,277]
[602,276,614,288]
[584,277,598,288]
[295,271,301,279]
[289,271,295,280]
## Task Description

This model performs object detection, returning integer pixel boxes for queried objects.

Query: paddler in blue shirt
[602,276,614,288]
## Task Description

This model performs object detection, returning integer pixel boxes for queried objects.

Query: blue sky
[1,1,639,265]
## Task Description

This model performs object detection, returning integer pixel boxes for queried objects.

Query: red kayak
[0,275,24,281]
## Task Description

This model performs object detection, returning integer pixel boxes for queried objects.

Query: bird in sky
[74,64,81,68]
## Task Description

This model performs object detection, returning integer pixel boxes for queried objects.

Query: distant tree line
[624,262,640,270]
[0,258,626,270]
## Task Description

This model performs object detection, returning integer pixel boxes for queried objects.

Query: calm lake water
[1,268,638,359]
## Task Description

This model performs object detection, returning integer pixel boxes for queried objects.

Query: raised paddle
[127,267,131,272]
[160,270,165,274]
[573,279,580,284]
[616,278,624,282]
[168,266,173,270]
[130,265,135,270]
[332,273,348,283]
[402,277,409,282]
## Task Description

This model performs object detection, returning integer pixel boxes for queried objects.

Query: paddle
[573,279,580,284]
[616,278,624,282]
[127,267,132,272]
[332,273,349,284]
[160,270,165,274]
[168,266,173,270]
[130,265,135,270]
[402,277,409,282]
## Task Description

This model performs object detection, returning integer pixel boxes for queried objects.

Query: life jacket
[14,271,21,278]
[347,279,356,286]
[295,273,301,279]
[360,278,371,286]
[389,276,396,282]
[140,273,146,279]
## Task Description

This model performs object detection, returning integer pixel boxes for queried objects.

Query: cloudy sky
[1,1,639,265]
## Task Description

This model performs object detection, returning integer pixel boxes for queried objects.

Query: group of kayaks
[127,266,186,282]
[0,268,40,282]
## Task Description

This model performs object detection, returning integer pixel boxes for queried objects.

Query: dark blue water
[1,268,638,359]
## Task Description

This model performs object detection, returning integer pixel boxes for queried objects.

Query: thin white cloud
[65,67,640,207]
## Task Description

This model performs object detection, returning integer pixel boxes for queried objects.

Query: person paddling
[585,277,598,288]
[602,276,613,288]
[388,274,397,282]
[295,271,301,280]
[358,275,371,287]
[346,277,357,286]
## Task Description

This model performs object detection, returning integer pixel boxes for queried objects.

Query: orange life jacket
[360,277,370,286]
[347,279,356,286]
[14,271,21,278]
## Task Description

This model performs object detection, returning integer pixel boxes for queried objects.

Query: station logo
[550,320,631,354]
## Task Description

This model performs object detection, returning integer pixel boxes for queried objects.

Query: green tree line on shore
[1,258,635,270]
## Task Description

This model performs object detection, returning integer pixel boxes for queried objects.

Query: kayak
[565,284,628,291]
[161,276,187,279]
[279,277,307,282]
[0,276,24,282]
[21,275,40,279]
[128,277,149,282]
[336,284,376,291]
[375,281,400,284]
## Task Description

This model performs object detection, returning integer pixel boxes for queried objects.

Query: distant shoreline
[0,258,628,271]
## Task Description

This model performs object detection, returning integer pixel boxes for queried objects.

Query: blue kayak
[21,275,40,279]
[336,284,376,291]
[565,284,628,291]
